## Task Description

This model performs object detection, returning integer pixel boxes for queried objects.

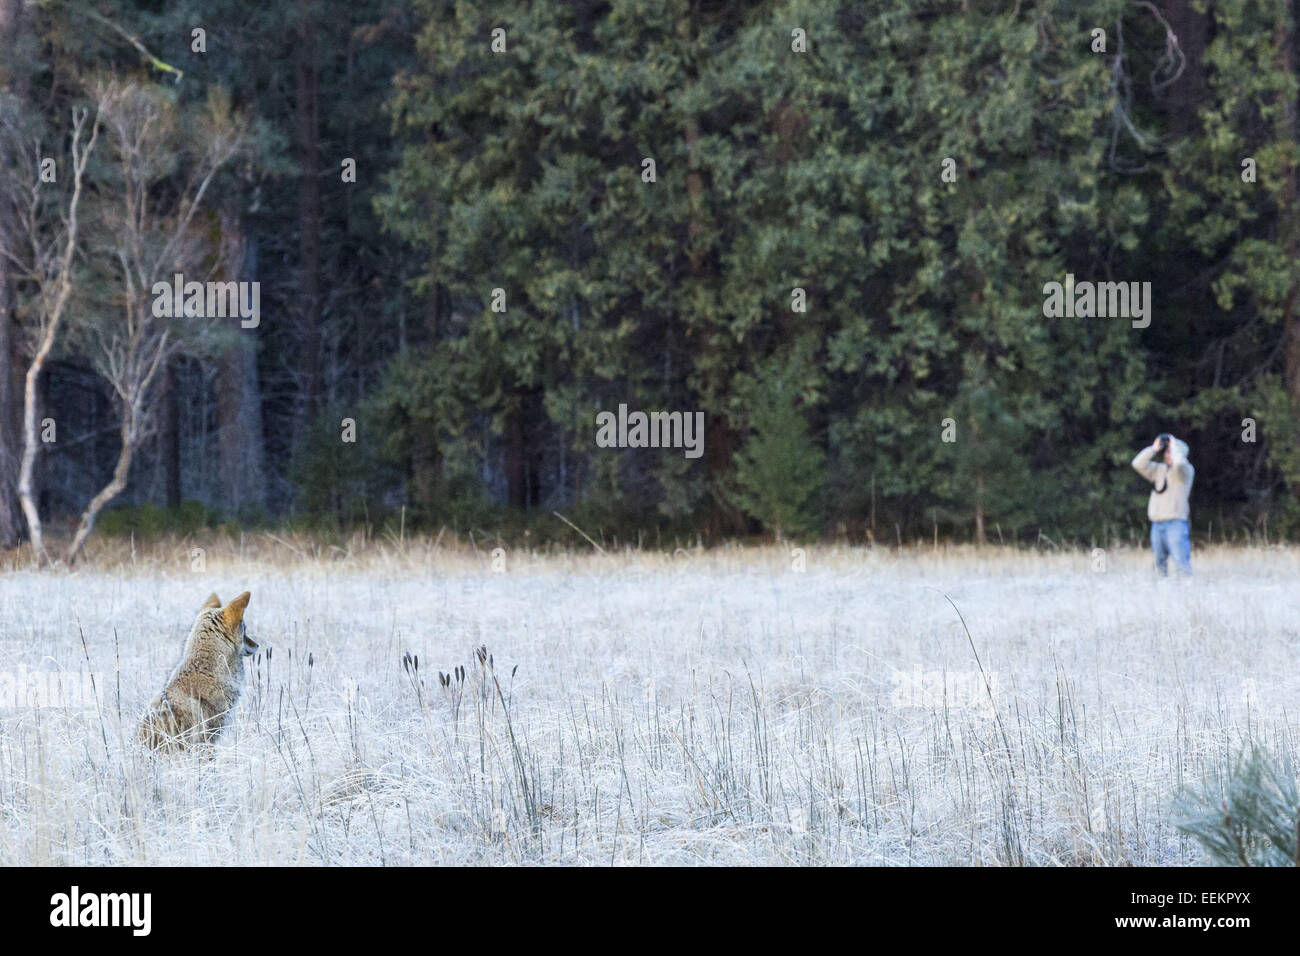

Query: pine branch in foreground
[1175,747,1300,866]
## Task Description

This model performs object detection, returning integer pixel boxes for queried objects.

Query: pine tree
[728,351,825,540]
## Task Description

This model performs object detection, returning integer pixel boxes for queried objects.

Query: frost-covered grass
[0,537,1297,865]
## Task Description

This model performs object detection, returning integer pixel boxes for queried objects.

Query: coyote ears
[221,591,251,629]
[201,593,221,610]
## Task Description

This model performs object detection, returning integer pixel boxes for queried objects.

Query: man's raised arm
[1132,441,1159,482]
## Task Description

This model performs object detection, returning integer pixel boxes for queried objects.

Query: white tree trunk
[16,341,51,564]
[13,106,97,566]
[66,410,134,566]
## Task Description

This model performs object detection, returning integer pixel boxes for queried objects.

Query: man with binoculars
[1132,433,1195,576]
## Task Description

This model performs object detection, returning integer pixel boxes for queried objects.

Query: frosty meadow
[0,538,1294,866]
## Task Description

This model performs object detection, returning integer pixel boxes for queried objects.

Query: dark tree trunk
[160,361,181,508]
[704,415,744,536]
[218,213,268,515]
[1276,15,1300,414]
[217,344,268,515]
[505,402,527,509]
[0,235,21,548]
[0,0,26,548]
[295,0,324,417]
[1165,2,1210,140]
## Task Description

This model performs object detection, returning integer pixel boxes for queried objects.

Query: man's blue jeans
[1150,519,1191,576]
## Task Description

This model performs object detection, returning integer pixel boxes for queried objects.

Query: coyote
[139,591,258,751]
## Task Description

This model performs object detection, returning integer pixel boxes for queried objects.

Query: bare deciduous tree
[0,100,99,565]
[64,80,244,565]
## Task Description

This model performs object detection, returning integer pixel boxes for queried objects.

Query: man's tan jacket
[1132,438,1194,522]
